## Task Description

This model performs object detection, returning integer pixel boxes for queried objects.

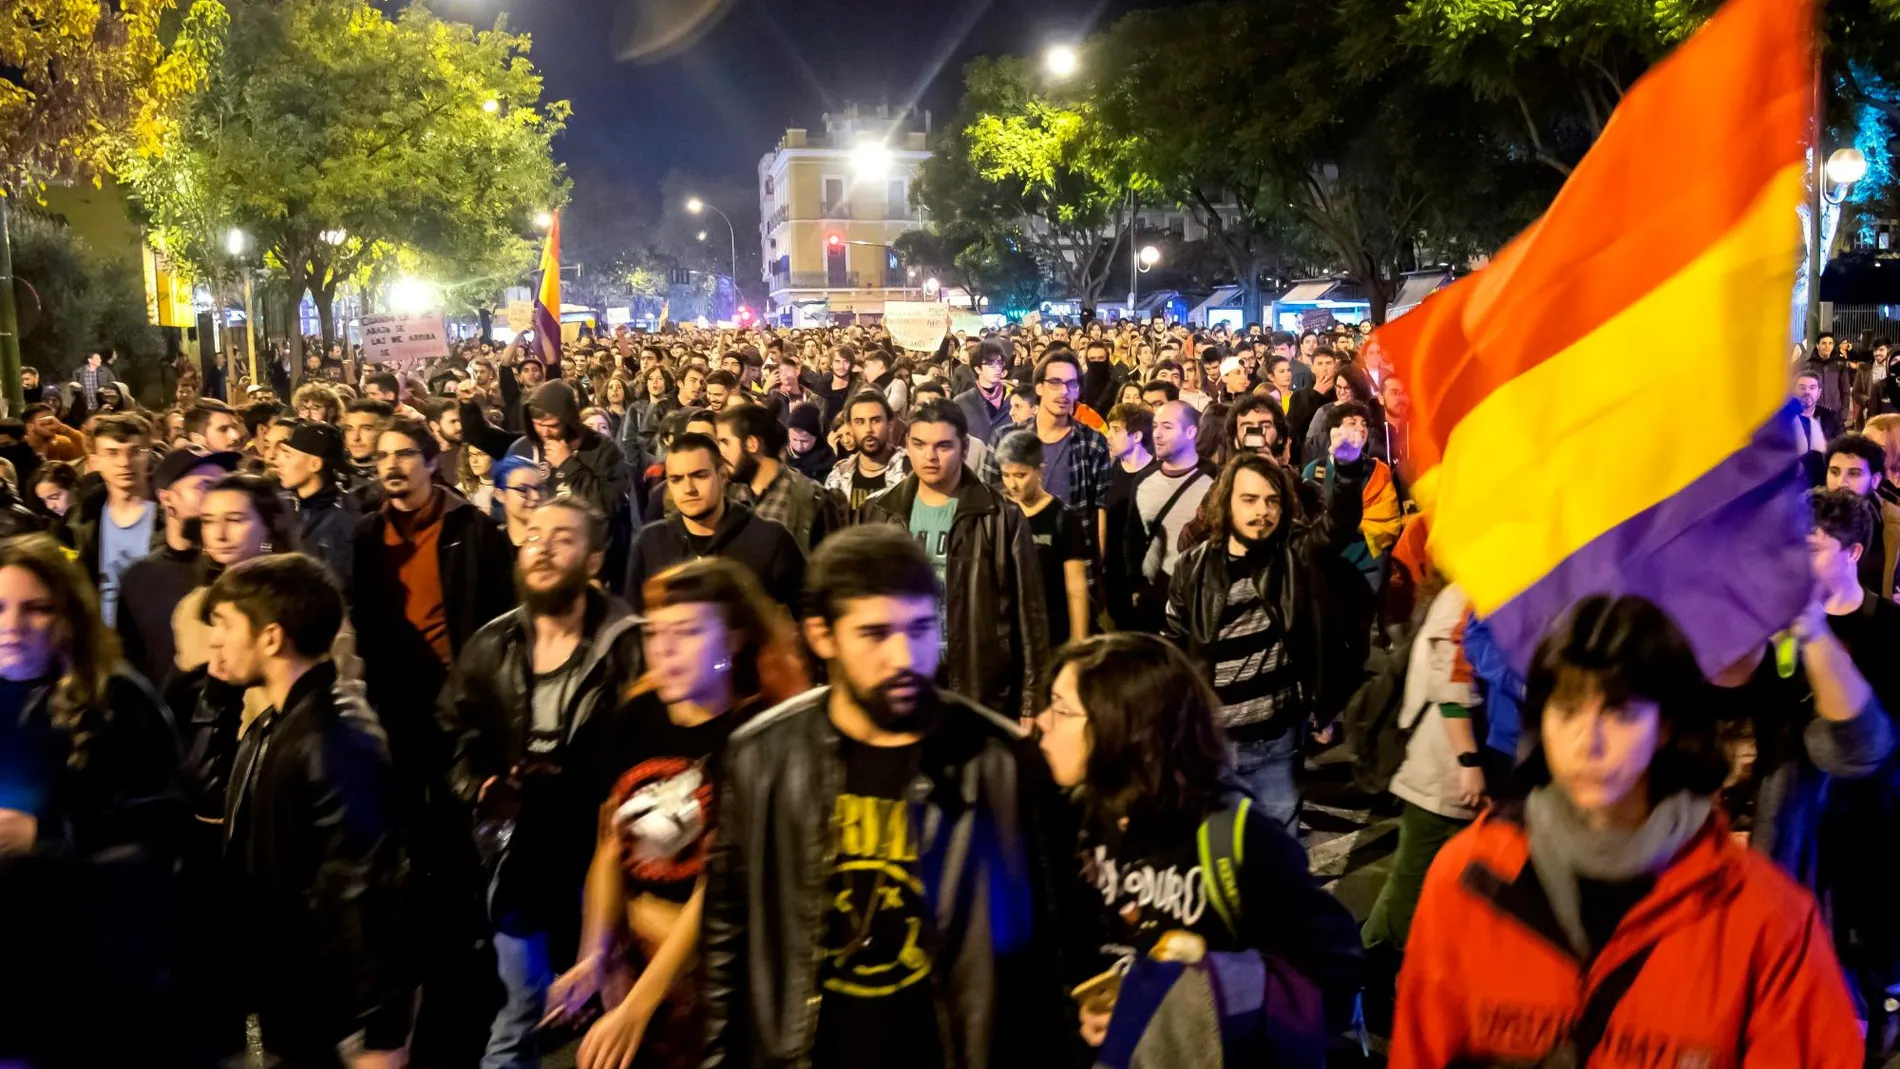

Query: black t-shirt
[814,737,943,1069]
[1026,501,1087,646]
[848,464,888,512]
[1826,591,1900,715]
[574,690,752,904]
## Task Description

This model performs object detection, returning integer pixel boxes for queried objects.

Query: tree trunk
[316,281,339,361]
[284,257,309,386]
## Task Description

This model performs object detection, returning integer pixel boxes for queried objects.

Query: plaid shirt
[978,418,1112,551]
[736,465,826,556]
[78,365,104,407]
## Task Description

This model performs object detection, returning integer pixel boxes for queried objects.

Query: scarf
[977,379,1006,409]
[1524,786,1711,958]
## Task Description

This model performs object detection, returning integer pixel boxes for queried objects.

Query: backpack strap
[1197,794,1252,938]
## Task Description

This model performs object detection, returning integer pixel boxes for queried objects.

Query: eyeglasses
[370,448,424,463]
[508,482,549,499]
[1040,377,1080,393]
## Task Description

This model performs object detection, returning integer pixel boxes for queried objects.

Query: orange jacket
[1391,804,1860,1069]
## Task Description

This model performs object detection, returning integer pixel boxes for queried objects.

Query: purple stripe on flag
[1481,407,1810,679]
[532,301,562,379]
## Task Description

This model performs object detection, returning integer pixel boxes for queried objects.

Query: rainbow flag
[532,212,563,376]
[1377,0,1814,677]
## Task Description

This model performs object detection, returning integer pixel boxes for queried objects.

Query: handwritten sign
[358,311,447,368]
[506,300,533,332]
[884,301,950,352]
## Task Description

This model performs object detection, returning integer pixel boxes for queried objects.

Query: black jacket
[623,502,805,613]
[1165,462,1364,721]
[56,480,163,591]
[464,380,632,525]
[223,661,410,1050]
[1285,384,1338,462]
[860,473,1050,719]
[953,386,1012,442]
[293,482,359,586]
[701,687,1069,1069]
[435,587,644,806]
[350,490,515,782]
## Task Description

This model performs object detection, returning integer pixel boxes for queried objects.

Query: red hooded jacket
[1391,803,1860,1069]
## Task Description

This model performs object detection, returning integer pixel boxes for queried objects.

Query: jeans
[1229,728,1301,837]
[483,881,552,1069]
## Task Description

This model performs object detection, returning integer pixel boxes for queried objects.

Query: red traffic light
[826,234,843,250]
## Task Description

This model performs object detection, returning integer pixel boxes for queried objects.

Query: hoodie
[488,380,631,522]
[622,501,804,613]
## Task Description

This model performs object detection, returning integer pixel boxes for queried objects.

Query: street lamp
[1138,245,1161,271]
[851,141,892,179]
[389,276,437,315]
[924,277,940,300]
[320,229,347,246]
[1045,45,1078,79]
[697,231,707,242]
[532,210,554,230]
[225,229,258,384]
[685,196,740,315]
[1808,146,1868,349]
[482,98,499,114]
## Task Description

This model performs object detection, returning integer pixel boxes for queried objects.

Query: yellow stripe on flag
[1425,163,1803,614]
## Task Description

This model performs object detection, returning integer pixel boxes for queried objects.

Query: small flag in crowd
[1375,0,1814,677]
[533,212,563,376]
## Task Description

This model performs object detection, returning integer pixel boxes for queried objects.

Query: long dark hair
[0,534,118,769]
[634,557,809,707]
[1508,594,1725,802]
[1050,633,1227,837]
[1187,452,1303,552]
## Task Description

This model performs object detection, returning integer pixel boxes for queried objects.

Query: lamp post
[686,197,739,317]
[0,194,22,416]
[226,228,258,388]
[1808,146,1866,351]
[1045,45,1078,79]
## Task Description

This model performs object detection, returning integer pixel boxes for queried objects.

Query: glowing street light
[1138,245,1161,270]
[1045,45,1078,79]
[685,197,705,214]
[320,229,348,246]
[697,231,707,242]
[482,99,499,114]
[389,276,437,314]
[225,228,247,256]
[532,210,554,230]
[851,141,892,179]
[1827,147,1868,187]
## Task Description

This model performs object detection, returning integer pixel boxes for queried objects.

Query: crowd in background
[0,314,1893,1069]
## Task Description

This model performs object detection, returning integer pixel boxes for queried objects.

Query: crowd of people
[0,316,1892,1069]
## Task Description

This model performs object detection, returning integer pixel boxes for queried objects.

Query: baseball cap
[1219,356,1246,378]
[154,445,240,490]
[282,420,344,467]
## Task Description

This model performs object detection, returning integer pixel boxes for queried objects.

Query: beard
[730,452,760,487]
[839,667,944,732]
[857,434,888,460]
[517,561,591,616]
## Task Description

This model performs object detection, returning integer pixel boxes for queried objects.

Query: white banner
[359,311,448,368]
[505,300,534,332]
[884,301,950,352]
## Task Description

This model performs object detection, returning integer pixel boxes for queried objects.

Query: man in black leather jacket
[434,497,643,1067]
[206,553,410,1067]
[702,525,1068,1069]
[859,399,1049,719]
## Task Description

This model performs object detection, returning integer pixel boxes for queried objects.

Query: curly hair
[0,535,119,770]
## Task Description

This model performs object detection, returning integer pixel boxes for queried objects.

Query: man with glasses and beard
[701,525,1066,1069]
[435,497,644,1069]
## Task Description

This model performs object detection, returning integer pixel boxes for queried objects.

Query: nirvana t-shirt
[908,496,958,586]
[1025,501,1087,646]
[815,738,943,1069]
[576,690,752,904]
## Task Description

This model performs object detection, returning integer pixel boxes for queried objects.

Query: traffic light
[826,233,843,251]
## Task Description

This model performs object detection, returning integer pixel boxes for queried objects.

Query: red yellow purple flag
[532,212,563,376]
[1375,0,1814,676]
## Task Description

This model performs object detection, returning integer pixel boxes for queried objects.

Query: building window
[764,177,774,196]
[886,179,908,219]
[823,177,844,215]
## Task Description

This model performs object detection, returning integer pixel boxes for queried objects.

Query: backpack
[1341,633,1419,795]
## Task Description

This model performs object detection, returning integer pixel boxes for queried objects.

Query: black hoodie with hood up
[464,380,631,524]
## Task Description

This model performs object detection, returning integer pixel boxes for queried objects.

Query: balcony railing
[819,200,851,219]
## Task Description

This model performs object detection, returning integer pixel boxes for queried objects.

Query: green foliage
[124,0,568,351]
[10,210,160,384]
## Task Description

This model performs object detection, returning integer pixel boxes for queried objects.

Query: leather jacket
[1165,461,1364,720]
[435,586,644,806]
[701,686,1069,1069]
[223,660,410,1050]
[859,472,1050,719]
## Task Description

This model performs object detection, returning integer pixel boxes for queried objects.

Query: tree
[917,56,1144,318]
[1,0,224,412]
[893,225,1043,314]
[125,0,568,366]
[9,209,162,396]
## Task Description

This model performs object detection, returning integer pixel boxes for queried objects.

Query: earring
[259,541,273,554]
[713,657,731,673]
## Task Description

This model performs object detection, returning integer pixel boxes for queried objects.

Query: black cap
[154,445,240,490]
[282,421,344,468]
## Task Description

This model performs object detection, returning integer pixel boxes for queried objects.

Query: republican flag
[1376,0,1814,677]
[532,212,563,376]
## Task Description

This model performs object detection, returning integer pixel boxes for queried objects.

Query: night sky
[491,0,1183,191]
